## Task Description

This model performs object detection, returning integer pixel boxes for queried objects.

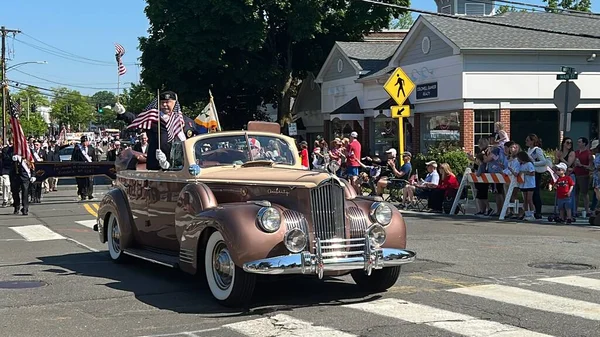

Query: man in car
[114,91,198,170]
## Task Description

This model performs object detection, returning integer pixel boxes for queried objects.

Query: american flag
[8,95,33,162]
[115,43,127,76]
[127,98,184,142]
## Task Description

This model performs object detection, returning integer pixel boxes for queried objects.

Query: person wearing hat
[403,160,440,205]
[375,149,412,196]
[114,91,198,170]
[346,131,362,192]
[71,135,98,201]
[107,140,122,162]
[551,162,575,223]
[46,140,61,192]
[9,154,35,215]
[30,140,47,203]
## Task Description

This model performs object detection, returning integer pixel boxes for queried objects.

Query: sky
[2,0,599,98]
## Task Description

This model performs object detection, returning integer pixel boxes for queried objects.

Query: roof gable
[315,43,361,83]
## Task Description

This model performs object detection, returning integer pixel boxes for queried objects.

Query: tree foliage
[543,0,592,12]
[120,83,155,115]
[389,12,414,29]
[91,91,121,128]
[139,0,409,129]
[50,88,94,131]
[496,5,529,14]
[20,113,48,137]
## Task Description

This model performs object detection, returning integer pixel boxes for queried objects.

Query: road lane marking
[540,275,600,291]
[223,314,356,337]
[137,327,220,337]
[9,225,66,242]
[75,220,96,229]
[92,203,99,211]
[83,203,98,217]
[344,298,552,337]
[448,284,600,321]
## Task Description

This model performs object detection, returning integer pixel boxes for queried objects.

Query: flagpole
[116,64,120,103]
[157,89,160,151]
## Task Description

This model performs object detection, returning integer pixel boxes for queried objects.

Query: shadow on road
[28,251,394,316]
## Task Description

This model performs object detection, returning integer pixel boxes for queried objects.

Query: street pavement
[1,187,600,337]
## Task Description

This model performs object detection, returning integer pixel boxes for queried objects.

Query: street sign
[383,67,415,105]
[557,73,578,80]
[288,122,297,136]
[391,105,411,118]
[553,81,581,114]
[561,66,575,73]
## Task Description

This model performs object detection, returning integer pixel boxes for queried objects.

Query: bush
[412,146,470,178]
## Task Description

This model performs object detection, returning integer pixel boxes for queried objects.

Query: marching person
[1,143,13,207]
[71,135,97,201]
[133,132,149,155]
[46,140,61,191]
[114,91,198,170]
[30,141,46,203]
[10,154,35,215]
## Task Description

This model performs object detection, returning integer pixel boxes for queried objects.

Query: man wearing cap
[71,135,98,201]
[107,141,122,162]
[114,91,198,170]
[30,140,47,203]
[10,154,35,215]
[376,149,412,196]
[346,131,362,192]
[403,161,440,204]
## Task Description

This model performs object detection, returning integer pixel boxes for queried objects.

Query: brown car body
[95,122,416,306]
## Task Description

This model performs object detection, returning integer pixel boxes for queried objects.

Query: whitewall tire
[106,213,126,262]
[204,230,255,307]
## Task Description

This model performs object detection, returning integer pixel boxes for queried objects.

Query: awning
[373,97,413,110]
[330,97,363,115]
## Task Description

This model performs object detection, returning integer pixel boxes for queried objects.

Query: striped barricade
[450,168,522,220]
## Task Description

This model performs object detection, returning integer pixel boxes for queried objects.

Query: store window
[474,109,497,150]
[331,118,353,140]
[372,114,398,156]
[420,112,460,152]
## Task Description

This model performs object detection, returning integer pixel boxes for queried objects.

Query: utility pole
[1,26,22,145]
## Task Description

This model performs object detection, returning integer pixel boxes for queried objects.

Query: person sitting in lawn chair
[358,156,382,196]
[375,149,412,197]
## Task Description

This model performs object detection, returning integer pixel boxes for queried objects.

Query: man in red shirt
[553,162,575,223]
[346,131,362,193]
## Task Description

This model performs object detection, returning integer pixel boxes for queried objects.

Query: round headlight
[370,202,393,226]
[284,228,307,253]
[367,224,386,247]
[257,207,281,233]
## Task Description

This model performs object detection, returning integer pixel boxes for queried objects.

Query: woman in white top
[494,122,509,148]
[525,134,550,219]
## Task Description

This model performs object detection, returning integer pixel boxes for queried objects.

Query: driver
[114,91,198,170]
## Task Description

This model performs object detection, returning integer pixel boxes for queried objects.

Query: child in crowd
[552,162,575,224]
[359,157,382,196]
[516,151,536,220]
[503,141,521,218]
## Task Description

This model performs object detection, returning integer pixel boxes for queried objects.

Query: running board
[123,248,179,268]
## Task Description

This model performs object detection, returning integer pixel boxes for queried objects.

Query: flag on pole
[7,91,33,163]
[126,98,185,141]
[115,43,127,76]
[194,90,222,134]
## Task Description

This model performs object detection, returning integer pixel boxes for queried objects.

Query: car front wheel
[204,230,256,307]
[351,266,401,292]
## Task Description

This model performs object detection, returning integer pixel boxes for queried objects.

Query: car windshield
[59,146,74,156]
[193,134,296,167]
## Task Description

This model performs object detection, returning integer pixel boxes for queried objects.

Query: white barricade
[450,168,522,220]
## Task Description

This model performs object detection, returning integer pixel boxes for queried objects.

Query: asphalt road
[1,188,600,337]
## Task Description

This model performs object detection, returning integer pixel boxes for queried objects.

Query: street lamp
[6,61,47,71]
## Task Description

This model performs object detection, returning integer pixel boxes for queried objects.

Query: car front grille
[310,179,345,240]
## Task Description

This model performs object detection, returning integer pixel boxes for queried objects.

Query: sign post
[383,67,415,154]
[553,66,580,142]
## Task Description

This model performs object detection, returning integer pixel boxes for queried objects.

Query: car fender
[97,187,135,249]
[175,186,292,274]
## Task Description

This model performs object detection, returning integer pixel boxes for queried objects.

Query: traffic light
[31,103,36,113]
[96,103,103,113]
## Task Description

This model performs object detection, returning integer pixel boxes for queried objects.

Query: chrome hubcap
[212,241,233,290]
[110,218,121,253]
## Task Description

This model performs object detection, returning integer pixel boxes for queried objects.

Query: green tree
[496,5,529,14]
[121,83,155,115]
[12,87,50,113]
[20,113,48,137]
[543,0,592,12]
[389,12,414,29]
[139,0,409,129]
[50,87,94,131]
[91,91,120,128]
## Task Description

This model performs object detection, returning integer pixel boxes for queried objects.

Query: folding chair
[385,178,408,203]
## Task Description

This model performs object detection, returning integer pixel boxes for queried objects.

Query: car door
[144,179,180,252]
[120,176,149,243]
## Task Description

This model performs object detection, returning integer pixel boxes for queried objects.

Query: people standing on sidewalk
[555,137,577,216]
[574,137,593,218]
[551,163,575,224]
[517,151,536,221]
[1,144,13,207]
[525,134,550,219]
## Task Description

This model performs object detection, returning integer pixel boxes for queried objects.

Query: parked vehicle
[94,122,416,306]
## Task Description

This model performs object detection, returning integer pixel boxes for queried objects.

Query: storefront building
[385,11,600,153]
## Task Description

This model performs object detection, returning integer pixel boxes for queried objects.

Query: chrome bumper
[242,237,416,279]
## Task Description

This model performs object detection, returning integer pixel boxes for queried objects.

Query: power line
[466,0,600,20]
[358,0,600,39]
[12,69,130,90]
[21,32,117,65]
[493,0,600,16]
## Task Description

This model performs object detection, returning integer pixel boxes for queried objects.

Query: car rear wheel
[351,266,401,292]
[204,230,255,307]
[106,213,126,262]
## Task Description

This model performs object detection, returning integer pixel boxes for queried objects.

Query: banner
[34,161,117,181]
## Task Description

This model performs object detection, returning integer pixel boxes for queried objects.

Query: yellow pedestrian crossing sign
[391,105,410,118]
[384,67,415,105]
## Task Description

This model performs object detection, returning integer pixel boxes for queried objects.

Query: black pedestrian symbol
[395,74,405,98]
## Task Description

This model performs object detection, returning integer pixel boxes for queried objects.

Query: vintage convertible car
[94,122,416,306]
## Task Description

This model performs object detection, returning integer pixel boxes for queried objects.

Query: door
[142,179,180,252]
[121,177,148,243]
